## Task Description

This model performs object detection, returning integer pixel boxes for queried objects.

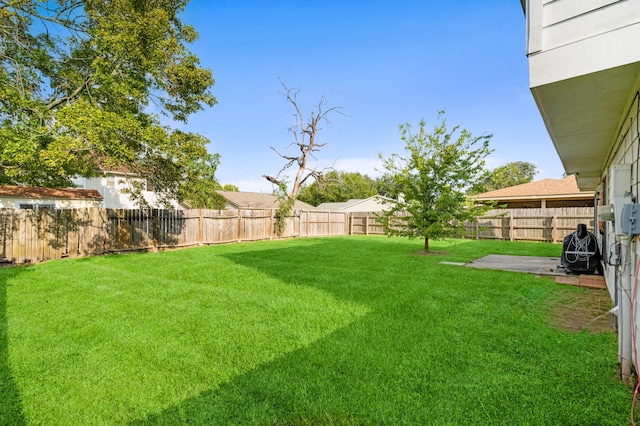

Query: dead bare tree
[263,82,344,204]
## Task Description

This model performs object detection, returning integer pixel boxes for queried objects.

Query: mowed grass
[0,236,632,425]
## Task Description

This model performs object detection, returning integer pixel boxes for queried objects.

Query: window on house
[106,176,115,187]
[19,204,55,210]
[146,179,154,192]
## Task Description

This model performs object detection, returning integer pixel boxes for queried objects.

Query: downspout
[619,234,633,384]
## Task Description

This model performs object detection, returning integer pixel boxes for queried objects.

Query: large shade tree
[378,112,493,252]
[177,153,226,209]
[297,170,378,206]
[0,0,217,206]
[469,161,537,194]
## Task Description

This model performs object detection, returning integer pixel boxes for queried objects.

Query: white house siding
[340,198,388,213]
[524,0,640,382]
[527,0,640,87]
[600,88,640,381]
[0,197,101,209]
[601,93,640,293]
[73,173,179,209]
[316,196,391,213]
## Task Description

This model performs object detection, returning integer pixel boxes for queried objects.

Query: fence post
[475,221,479,240]
[324,211,328,236]
[152,209,159,252]
[198,209,203,245]
[349,213,353,235]
[269,209,274,240]
[237,209,242,242]
[509,211,515,242]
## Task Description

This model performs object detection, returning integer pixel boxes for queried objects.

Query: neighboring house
[521,1,640,381]
[472,175,595,208]
[73,169,182,209]
[217,191,315,210]
[317,195,392,212]
[0,185,103,209]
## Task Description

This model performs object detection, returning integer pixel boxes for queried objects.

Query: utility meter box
[622,203,640,236]
[611,164,632,235]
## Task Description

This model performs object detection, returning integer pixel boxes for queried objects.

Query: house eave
[474,193,594,203]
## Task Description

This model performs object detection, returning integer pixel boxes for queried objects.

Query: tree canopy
[176,153,226,209]
[297,170,378,206]
[469,161,537,194]
[0,0,217,206]
[378,113,492,252]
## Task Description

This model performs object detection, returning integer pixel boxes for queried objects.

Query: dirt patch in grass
[547,288,616,333]
[412,250,449,256]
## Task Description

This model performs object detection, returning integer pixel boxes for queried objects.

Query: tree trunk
[424,238,429,252]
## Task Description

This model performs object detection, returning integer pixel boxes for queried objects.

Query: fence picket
[0,206,595,265]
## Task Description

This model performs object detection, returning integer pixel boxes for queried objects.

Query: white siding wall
[73,174,178,209]
[529,0,632,53]
[0,197,101,209]
[602,84,640,379]
[527,0,640,87]
[542,0,633,51]
[341,198,388,213]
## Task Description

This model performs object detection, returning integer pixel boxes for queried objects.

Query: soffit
[530,62,640,191]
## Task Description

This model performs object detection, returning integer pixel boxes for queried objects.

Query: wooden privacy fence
[464,207,595,243]
[0,206,596,265]
[348,208,596,241]
[0,208,348,264]
[348,211,387,235]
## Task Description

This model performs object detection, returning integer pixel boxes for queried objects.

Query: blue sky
[177,0,564,192]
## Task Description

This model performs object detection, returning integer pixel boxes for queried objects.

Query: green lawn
[0,236,632,425]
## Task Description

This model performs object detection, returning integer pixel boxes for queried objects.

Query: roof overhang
[474,193,594,203]
[530,62,640,191]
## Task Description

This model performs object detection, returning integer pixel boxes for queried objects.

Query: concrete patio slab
[450,254,607,289]
[464,254,564,276]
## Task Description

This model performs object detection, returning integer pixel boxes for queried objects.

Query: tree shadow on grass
[130,240,405,424]
[126,240,509,424]
[129,239,628,425]
[130,320,378,425]
[0,266,27,425]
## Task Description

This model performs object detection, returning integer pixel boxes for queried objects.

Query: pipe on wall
[619,234,634,384]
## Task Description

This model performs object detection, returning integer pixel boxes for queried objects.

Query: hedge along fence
[0,206,595,265]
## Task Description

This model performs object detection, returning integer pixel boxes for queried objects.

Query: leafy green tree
[298,170,378,206]
[378,112,493,252]
[0,0,217,206]
[469,161,537,194]
[221,184,239,191]
[374,172,404,199]
[177,153,225,209]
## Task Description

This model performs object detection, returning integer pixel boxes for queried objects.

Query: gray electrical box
[622,203,640,235]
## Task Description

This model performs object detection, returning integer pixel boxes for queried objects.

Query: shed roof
[0,185,103,200]
[473,175,594,201]
[317,196,392,211]
[217,191,315,209]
